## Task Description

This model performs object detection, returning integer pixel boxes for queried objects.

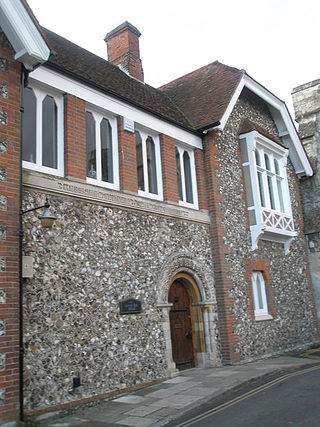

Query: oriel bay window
[175,145,198,209]
[135,129,163,200]
[240,130,296,253]
[22,85,63,175]
[86,109,119,189]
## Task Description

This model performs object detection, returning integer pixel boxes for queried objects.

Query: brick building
[292,79,320,325]
[0,1,318,425]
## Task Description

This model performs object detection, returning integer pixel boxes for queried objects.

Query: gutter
[198,121,221,134]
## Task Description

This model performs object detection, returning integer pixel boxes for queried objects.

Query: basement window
[22,85,64,176]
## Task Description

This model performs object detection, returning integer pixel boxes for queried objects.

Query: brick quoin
[117,116,138,193]
[64,94,86,181]
[160,134,179,203]
[194,148,208,210]
[244,259,276,321]
[203,130,240,364]
[0,40,21,425]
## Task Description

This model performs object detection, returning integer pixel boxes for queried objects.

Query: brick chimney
[105,21,144,82]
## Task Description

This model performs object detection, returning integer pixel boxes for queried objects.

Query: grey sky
[28,0,319,117]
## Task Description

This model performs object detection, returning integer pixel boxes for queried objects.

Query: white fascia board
[219,73,313,177]
[0,0,50,69]
[30,66,202,149]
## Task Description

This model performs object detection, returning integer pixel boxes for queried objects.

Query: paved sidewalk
[34,355,319,427]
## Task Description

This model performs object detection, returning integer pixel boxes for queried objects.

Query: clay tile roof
[159,61,244,130]
[41,28,195,131]
[238,118,282,145]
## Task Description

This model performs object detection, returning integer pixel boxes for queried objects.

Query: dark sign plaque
[119,298,142,315]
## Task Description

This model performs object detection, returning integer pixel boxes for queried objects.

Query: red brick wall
[0,36,21,425]
[195,148,208,210]
[160,134,178,203]
[106,27,143,82]
[118,116,138,193]
[64,94,86,180]
[203,130,240,363]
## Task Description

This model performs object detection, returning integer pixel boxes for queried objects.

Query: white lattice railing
[262,208,294,232]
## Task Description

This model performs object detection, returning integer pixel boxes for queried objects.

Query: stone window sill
[254,314,274,322]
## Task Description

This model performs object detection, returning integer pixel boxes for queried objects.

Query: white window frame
[251,271,272,320]
[175,144,199,210]
[86,107,119,191]
[22,84,64,176]
[240,131,297,254]
[135,127,163,201]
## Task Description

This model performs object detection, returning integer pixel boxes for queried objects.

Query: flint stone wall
[22,190,216,410]
[214,89,318,360]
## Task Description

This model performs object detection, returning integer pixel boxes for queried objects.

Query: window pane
[183,151,193,203]
[277,179,285,213]
[42,95,57,168]
[86,112,96,179]
[267,175,275,209]
[255,150,261,166]
[22,87,37,163]
[274,159,280,175]
[146,136,158,194]
[256,274,264,310]
[100,118,113,183]
[257,171,266,207]
[136,131,144,191]
[264,154,271,171]
[176,148,183,201]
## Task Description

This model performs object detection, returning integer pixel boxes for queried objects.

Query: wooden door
[169,281,195,370]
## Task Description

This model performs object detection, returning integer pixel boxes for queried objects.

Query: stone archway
[156,253,220,374]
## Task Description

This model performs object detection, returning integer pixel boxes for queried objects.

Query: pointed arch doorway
[169,280,195,369]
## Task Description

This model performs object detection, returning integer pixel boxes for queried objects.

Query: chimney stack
[105,21,144,82]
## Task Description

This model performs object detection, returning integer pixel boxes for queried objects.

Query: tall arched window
[85,109,118,189]
[22,85,63,175]
[175,145,198,209]
[135,128,162,200]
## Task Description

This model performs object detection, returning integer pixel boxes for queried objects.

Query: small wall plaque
[123,117,135,133]
[22,256,34,278]
[119,298,142,315]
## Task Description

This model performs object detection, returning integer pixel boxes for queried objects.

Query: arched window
[85,110,117,188]
[136,131,144,191]
[135,128,162,200]
[175,145,198,208]
[146,136,157,194]
[22,87,37,164]
[100,118,113,183]
[22,85,63,175]
[86,112,96,179]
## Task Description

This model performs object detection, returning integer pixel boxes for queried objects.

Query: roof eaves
[44,61,200,136]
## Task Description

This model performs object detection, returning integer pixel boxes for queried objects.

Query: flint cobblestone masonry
[0,166,6,181]
[0,139,8,153]
[0,319,5,336]
[0,353,5,371]
[212,90,317,360]
[0,256,6,272]
[0,108,7,125]
[0,288,6,303]
[0,195,7,210]
[22,190,217,411]
[0,82,8,98]
[292,79,320,324]
[0,225,6,240]
[0,388,5,405]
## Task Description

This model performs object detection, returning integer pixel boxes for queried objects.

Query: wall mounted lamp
[20,196,56,228]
